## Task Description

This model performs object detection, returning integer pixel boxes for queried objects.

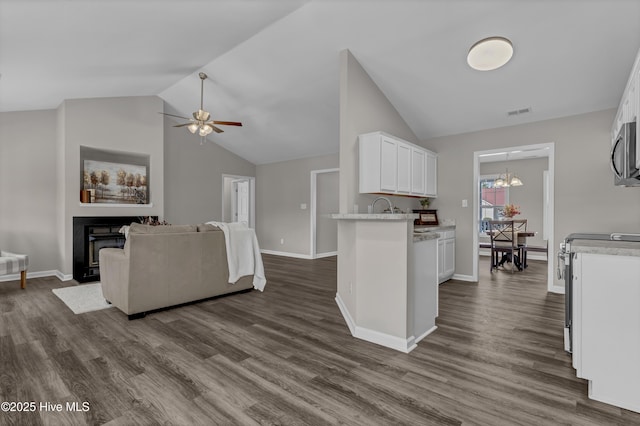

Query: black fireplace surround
[73,216,152,283]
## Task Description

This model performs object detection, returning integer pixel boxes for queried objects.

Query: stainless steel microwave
[611,121,639,186]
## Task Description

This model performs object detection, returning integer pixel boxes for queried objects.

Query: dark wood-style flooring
[1,255,639,425]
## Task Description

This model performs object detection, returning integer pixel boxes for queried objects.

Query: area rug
[52,283,113,314]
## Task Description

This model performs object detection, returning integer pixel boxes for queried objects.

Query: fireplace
[73,216,147,282]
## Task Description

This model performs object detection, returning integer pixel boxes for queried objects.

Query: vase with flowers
[501,203,521,219]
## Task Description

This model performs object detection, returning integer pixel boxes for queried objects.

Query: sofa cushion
[129,223,197,234]
[197,223,221,232]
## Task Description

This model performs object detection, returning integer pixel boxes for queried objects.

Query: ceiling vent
[507,107,532,117]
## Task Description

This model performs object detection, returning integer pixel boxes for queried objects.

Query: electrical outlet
[300,203,307,210]
[349,282,353,294]
[280,238,284,245]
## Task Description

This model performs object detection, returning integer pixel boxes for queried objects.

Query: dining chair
[513,219,528,268]
[489,220,520,273]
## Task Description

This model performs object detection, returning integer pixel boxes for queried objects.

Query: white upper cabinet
[397,142,412,193]
[379,136,398,191]
[359,131,437,197]
[411,148,426,195]
[424,151,437,197]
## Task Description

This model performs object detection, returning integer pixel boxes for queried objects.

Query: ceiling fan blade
[211,125,224,133]
[159,112,190,120]
[173,123,193,128]
[212,120,243,127]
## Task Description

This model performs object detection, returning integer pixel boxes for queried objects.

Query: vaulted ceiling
[2,1,639,164]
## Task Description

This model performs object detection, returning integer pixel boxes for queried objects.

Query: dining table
[486,229,537,270]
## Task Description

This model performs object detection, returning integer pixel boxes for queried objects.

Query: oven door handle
[557,251,565,280]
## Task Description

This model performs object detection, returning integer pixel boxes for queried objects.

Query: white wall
[58,96,165,275]
[163,117,255,225]
[0,110,59,273]
[339,49,424,216]
[425,109,640,286]
[256,153,338,256]
[337,49,425,320]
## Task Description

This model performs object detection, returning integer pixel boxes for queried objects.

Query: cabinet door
[380,137,398,192]
[397,142,411,193]
[411,148,426,195]
[444,239,455,278]
[425,151,437,197]
[437,239,445,282]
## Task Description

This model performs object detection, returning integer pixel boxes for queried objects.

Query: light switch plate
[462,199,468,208]
[300,203,307,210]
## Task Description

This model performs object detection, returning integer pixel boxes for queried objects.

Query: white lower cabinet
[572,252,640,413]
[437,230,455,284]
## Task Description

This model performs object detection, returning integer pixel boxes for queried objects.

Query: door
[234,180,250,225]
[315,171,339,256]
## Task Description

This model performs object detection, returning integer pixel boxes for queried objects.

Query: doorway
[472,143,559,293]
[310,168,339,258]
[222,174,255,229]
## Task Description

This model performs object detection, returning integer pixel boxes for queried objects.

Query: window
[479,175,509,232]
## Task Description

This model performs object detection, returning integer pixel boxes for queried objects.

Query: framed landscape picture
[80,146,150,204]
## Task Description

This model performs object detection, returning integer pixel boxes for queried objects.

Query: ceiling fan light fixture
[467,36,513,71]
[187,123,199,134]
[199,125,213,137]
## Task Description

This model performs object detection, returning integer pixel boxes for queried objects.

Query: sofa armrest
[99,248,130,313]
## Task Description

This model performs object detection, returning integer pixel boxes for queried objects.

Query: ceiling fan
[161,72,242,138]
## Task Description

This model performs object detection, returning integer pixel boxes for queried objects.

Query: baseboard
[335,292,416,353]
[452,273,475,282]
[55,271,73,281]
[260,249,313,260]
[0,270,71,283]
[550,284,564,294]
[414,326,438,344]
[335,293,356,335]
[315,251,337,259]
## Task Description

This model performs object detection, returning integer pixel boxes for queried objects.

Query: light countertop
[413,232,440,243]
[572,239,640,257]
[331,213,418,220]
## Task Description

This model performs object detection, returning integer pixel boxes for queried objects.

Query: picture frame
[413,209,439,226]
[80,146,150,204]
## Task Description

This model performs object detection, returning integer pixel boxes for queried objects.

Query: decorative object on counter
[139,216,170,226]
[500,203,521,218]
[413,209,438,226]
[419,197,431,208]
[384,207,405,214]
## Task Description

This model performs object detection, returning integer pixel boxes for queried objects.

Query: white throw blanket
[206,221,266,291]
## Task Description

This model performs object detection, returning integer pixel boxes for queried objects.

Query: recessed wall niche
[80,146,150,205]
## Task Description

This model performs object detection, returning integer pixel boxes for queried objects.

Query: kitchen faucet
[371,196,394,214]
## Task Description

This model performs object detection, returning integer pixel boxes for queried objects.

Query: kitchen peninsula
[332,213,439,353]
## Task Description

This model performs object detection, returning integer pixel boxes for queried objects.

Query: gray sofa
[99,222,253,319]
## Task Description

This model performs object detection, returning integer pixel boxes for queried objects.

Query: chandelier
[494,168,523,188]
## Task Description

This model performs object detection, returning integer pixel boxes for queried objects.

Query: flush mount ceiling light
[467,36,513,71]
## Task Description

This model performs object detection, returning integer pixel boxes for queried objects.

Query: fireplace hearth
[73,216,147,283]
